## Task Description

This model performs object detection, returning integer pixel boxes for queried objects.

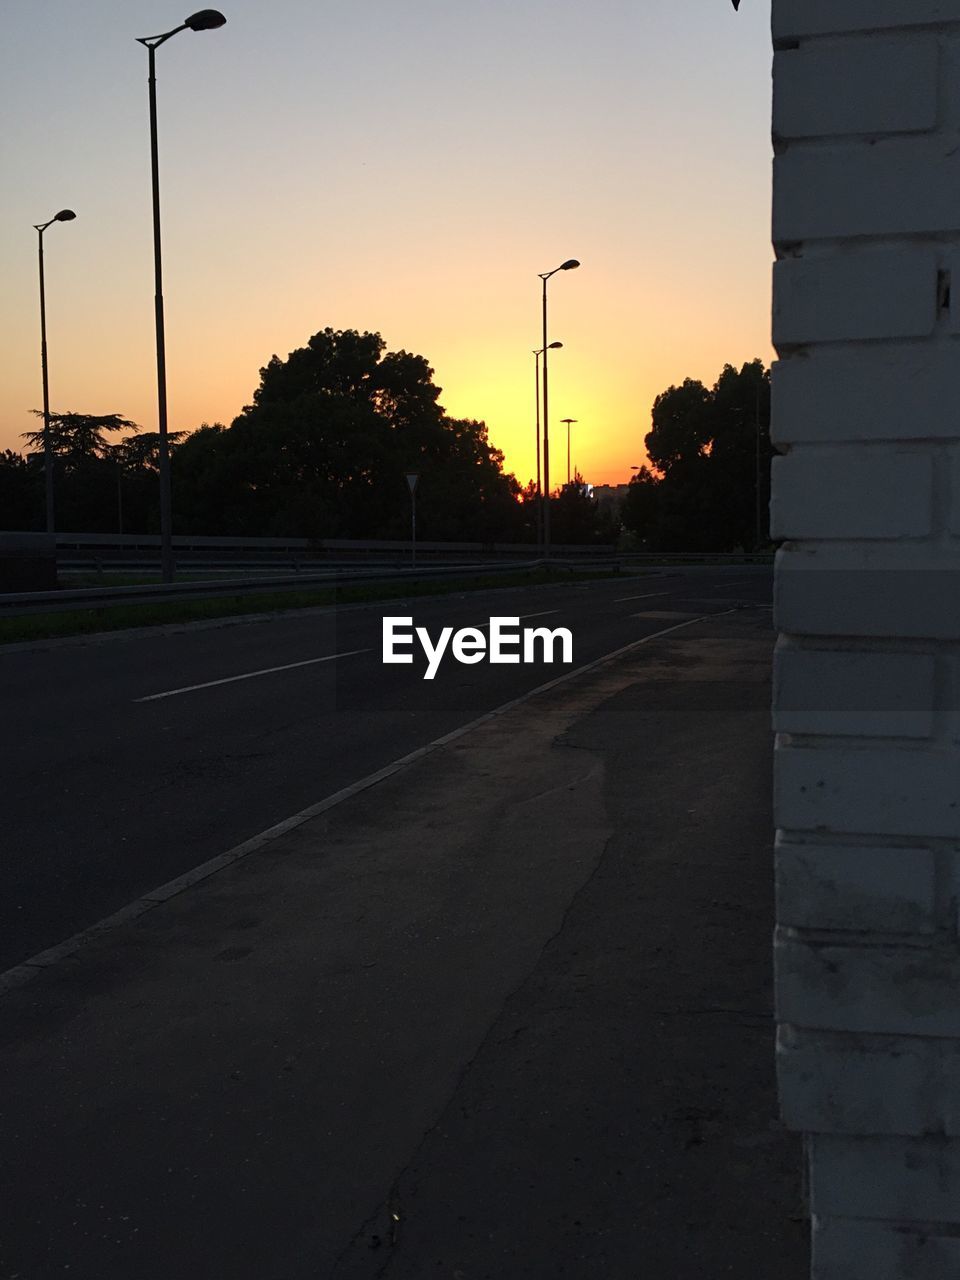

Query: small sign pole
[405,472,419,568]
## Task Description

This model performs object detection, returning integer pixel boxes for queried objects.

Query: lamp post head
[548,341,563,349]
[540,258,581,281]
[35,209,77,232]
[184,9,226,30]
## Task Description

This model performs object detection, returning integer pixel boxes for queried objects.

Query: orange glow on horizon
[1,0,775,508]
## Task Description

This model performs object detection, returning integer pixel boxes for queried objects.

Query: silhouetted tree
[19,411,140,532]
[105,430,187,534]
[621,465,660,549]
[3,331,626,544]
[0,450,40,530]
[549,473,612,546]
[171,424,255,536]
[22,411,136,464]
[645,379,714,479]
[173,328,524,541]
[111,430,185,473]
[622,360,772,551]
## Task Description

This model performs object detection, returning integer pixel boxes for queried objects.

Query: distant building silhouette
[590,484,629,517]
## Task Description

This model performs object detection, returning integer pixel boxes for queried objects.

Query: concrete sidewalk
[0,610,806,1279]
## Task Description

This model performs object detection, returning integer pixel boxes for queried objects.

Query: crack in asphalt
[330,800,616,1280]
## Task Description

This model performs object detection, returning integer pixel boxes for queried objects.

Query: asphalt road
[0,604,799,1279]
[1,566,772,971]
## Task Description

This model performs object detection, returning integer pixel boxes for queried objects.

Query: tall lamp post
[560,418,578,485]
[539,258,579,556]
[533,341,562,552]
[137,8,226,583]
[34,209,76,534]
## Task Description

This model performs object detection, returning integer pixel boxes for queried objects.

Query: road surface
[1,566,772,971]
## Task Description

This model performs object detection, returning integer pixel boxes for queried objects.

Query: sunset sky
[1,0,773,491]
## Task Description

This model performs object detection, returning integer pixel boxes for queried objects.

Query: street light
[34,209,76,534]
[538,258,579,556]
[560,418,578,486]
[533,341,562,550]
[136,9,226,583]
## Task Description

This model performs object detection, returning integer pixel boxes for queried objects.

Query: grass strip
[1,567,621,646]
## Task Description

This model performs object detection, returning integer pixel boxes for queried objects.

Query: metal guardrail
[620,552,775,565]
[0,551,774,619]
[0,558,620,618]
[57,558,438,576]
[56,551,775,577]
[43,532,617,560]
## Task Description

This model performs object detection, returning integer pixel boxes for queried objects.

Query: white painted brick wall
[774,140,960,242]
[777,1025,944,1135]
[779,1026,960,1139]
[774,1,960,41]
[771,345,960,445]
[943,35,960,126]
[770,450,934,541]
[775,742,960,838]
[773,646,936,737]
[773,250,939,346]
[774,545,960,641]
[776,933,960,1036]
[772,3,960,1271]
[776,838,937,931]
[773,40,939,140]
[809,1135,960,1222]
[813,1217,960,1280]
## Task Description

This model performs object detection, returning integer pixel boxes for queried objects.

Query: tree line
[1,329,772,550]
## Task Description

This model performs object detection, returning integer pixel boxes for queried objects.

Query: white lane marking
[136,611,560,699]
[3,609,728,996]
[613,591,672,603]
[135,648,372,702]
[474,609,560,629]
[630,612,698,619]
